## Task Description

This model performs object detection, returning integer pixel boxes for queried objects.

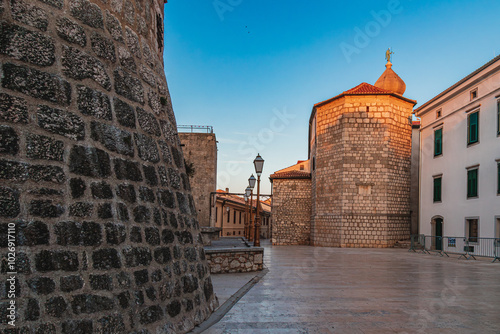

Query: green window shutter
[467,169,478,198]
[468,112,479,144]
[497,163,500,195]
[434,128,442,156]
[433,177,442,202]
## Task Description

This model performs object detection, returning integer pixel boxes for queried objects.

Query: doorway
[431,217,443,251]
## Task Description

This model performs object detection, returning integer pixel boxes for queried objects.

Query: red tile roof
[270,170,311,180]
[344,82,392,95]
[216,192,271,213]
[314,82,416,108]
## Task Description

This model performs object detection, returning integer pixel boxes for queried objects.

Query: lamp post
[248,175,256,241]
[244,187,251,240]
[253,154,264,247]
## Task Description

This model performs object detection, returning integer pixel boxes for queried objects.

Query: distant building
[178,125,217,227]
[270,160,312,245]
[271,59,417,247]
[214,189,271,238]
[415,56,500,240]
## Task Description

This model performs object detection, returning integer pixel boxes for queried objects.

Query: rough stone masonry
[0,0,218,333]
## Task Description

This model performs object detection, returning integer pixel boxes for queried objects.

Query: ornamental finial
[385,48,394,63]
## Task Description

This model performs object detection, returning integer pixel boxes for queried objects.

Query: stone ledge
[204,247,264,254]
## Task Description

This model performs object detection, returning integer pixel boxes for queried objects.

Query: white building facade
[415,56,500,242]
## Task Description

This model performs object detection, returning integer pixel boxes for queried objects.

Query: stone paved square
[208,241,500,333]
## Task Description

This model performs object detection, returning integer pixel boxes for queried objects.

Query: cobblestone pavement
[206,240,500,333]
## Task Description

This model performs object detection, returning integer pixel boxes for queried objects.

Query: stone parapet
[204,248,264,274]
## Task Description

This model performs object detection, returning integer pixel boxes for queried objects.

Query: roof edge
[415,54,500,115]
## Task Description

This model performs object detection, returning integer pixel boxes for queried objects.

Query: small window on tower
[436,109,442,118]
[470,88,478,100]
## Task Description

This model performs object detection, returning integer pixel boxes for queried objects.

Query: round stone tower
[0,0,218,332]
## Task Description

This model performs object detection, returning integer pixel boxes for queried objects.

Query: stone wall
[178,133,217,227]
[205,248,263,274]
[0,0,218,333]
[311,95,414,247]
[271,178,311,245]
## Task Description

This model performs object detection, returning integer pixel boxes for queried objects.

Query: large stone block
[11,0,48,31]
[0,23,55,66]
[69,0,104,29]
[69,146,111,177]
[77,86,112,120]
[37,105,85,141]
[56,17,87,47]
[62,46,111,90]
[2,63,71,105]
[0,93,28,124]
[26,134,64,161]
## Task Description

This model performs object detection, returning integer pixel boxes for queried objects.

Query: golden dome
[374,61,406,95]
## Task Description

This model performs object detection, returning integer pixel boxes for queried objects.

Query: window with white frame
[466,218,479,243]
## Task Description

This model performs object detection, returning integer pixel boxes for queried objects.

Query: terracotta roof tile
[314,82,416,108]
[344,82,393,95]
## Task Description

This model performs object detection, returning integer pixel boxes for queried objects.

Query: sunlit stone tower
[309,59,417,247]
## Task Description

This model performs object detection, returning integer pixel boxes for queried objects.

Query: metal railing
[177,125,214,133]
[410,234,500,262]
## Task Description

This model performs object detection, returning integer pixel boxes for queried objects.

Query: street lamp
[248,175,255,241]
[253,154,264,247]
[249,174,256,189]
[244,187,251,240]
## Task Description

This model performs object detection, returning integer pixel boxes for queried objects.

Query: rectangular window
[467,168,478,198]
[467,111,479,145]
[470,88,478,100]
[436,109,442,118]
[497,101,500,135]
[233,211,236,224]
[434,128,443,156]
[497,162,500,195]
[466,218,479,243]
[239,212,242,224]
[227,209,230,222]
[433,177,442,202]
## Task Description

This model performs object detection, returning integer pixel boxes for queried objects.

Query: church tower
[309,57,417,247]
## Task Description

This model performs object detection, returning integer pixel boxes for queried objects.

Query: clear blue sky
[163,0,500,195]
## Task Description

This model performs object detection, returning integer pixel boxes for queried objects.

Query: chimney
[225,188,229,193]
